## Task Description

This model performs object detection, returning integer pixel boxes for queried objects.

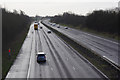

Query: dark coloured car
[40,26,42,29]
[64,27,68,29]
[35,21,37,23]
[57,26,60,28]
[37,52,46,63]
[57,25,60,28]
[47,30,51,33]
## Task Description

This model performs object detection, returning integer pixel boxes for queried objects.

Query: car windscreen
[38,54,45,58]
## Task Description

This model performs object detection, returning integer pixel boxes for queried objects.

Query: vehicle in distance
[47,30,51,33]
[57,26,60,28]
[35,21,37,23]
[37,52,46,63]
[49,23,52,25]
[52,23,56,26]
[40,26,42,29]
[64,27,68,29]
[57,25,60,28]
[34,23,38,30]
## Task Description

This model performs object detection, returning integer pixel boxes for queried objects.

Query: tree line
[2,8,32,51]
[51,9,119,35]
[2,8,34,78]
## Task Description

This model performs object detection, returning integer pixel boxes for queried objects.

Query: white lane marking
[73,66,76,71]
[103,56,118,65]
[27,37,33,79]
[27,53,32,79]
[84,32,119,44]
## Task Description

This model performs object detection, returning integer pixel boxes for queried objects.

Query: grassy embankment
[42,21,120,79]
[2,25,31,79]
[2,23,31,79]
[2,8,33,79]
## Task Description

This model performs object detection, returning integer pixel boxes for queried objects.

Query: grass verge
[42,21,120,79]
[2,22,31,79]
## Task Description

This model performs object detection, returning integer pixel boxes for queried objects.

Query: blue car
[37,52,46,63]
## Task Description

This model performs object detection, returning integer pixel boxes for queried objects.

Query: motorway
[43,20,120,66]
[6,22,104,78]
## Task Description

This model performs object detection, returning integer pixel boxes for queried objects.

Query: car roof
[34,23,38,25]
[37,52,45,55]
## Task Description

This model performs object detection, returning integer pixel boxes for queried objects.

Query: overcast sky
[0,0,119,16]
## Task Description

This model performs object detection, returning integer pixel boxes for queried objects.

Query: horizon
[0,0,119,17]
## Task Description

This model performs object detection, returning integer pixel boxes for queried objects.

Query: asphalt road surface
[43,20,120,66]
[6,22,104,78]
